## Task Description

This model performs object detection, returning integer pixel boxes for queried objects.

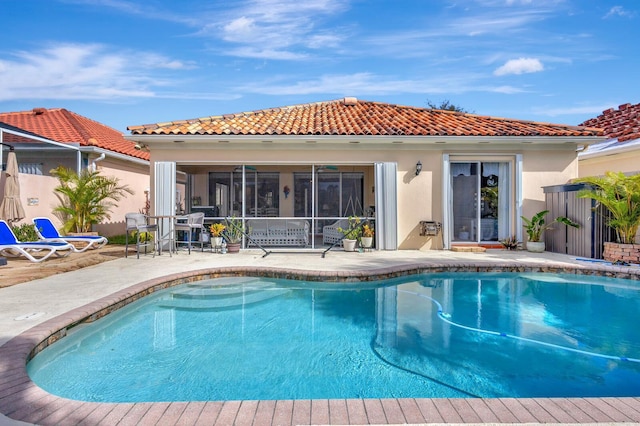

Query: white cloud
[208,0,350,59]
[488,85,527,94]
[237,72,525,96]
[0,43,189,101]
[223,17,258,43]
[604,6,635,19]
[494,58,544,76]
[225,47,308,61]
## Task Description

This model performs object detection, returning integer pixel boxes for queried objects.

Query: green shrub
[106,234,127,245]
[11,223,40,242]
[131,231,154,243]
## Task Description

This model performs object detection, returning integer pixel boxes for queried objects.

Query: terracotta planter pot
[226,242,241,253]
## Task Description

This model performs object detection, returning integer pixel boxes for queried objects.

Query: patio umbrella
[0,150,25,224]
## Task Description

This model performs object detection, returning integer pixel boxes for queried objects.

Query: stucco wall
[0,158,149,237]
[521,150,577,221]
[93,158,150,236]
[579,151,640,178]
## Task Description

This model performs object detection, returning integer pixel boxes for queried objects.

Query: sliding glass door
[451,161,510,243]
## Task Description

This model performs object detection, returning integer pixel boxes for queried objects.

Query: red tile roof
[580,103,640,143]
[0,108,149,160]
[129,97,601,138]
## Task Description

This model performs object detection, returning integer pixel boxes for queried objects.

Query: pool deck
[1,248,640,425]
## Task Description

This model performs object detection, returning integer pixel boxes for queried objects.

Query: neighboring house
[0,108,150,236]
[578,102,640,177]
[127,97,603,250]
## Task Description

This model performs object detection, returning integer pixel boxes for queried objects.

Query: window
[210,171,280,217]
[18,163,43,175]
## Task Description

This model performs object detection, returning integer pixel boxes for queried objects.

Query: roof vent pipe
[343,97,358,106]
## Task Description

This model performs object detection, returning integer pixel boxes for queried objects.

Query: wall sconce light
[134,143,148,151]
[415,161,422,176]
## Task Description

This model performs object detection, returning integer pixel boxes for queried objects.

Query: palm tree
[51,166,134,233]
[575,171,640,244]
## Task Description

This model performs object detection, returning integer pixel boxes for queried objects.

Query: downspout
[90,153,106,172]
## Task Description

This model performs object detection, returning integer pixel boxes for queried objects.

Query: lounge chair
[32,217,108,252]
[0,220,74,263]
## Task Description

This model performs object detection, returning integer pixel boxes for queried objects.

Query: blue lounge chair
[32,217,108,253]
[0,220,74,263]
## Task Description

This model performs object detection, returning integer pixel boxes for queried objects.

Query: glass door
[451,163,478,242]
[451,161,509,243]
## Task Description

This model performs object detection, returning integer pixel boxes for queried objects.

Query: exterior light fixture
[415,161,422,176]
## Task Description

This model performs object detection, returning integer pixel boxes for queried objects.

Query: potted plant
[223,217,245,253]
[521,210,579,253]
[575,171,640,262]
[209,222,226,248]
[499,235,519,250]
[360,223,374,248]
[337,216,362,252]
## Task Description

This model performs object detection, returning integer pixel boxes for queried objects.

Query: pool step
[171,285,275,300]
[159,286,289,311]
[185,276,265,288]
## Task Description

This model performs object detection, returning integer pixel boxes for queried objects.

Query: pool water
[27,272,640,402]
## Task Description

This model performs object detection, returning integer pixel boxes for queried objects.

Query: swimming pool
[27,272,640,402]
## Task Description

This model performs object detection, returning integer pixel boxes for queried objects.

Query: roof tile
[580,102,640,143]
[128,98,601,138]
[0,108,149,160]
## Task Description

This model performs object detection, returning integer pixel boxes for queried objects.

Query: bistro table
[150,214,186,256]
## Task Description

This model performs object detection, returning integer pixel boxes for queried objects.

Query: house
[127,97,603,250]
[0,108,150,236]
[578,102,640,177]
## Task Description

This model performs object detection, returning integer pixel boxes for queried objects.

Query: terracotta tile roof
[579,102,640,143]
[129,97,601,138]
[0,108,149,160]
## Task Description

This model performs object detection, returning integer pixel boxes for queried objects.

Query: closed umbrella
[0,150,25,224]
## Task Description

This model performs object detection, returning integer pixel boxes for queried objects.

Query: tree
[51,166,134,233]
[575,172,640,244]
[426,99,472,113]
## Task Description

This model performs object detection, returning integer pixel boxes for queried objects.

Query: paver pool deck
[1,248,640,425]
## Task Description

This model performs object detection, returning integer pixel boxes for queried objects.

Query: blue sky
[1,0,638,133]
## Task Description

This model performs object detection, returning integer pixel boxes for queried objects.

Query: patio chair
[32,217,108,253]
[322,219,349,246]
[174,212,205,254]
[0,220,74,263]
[125,213,159,259]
